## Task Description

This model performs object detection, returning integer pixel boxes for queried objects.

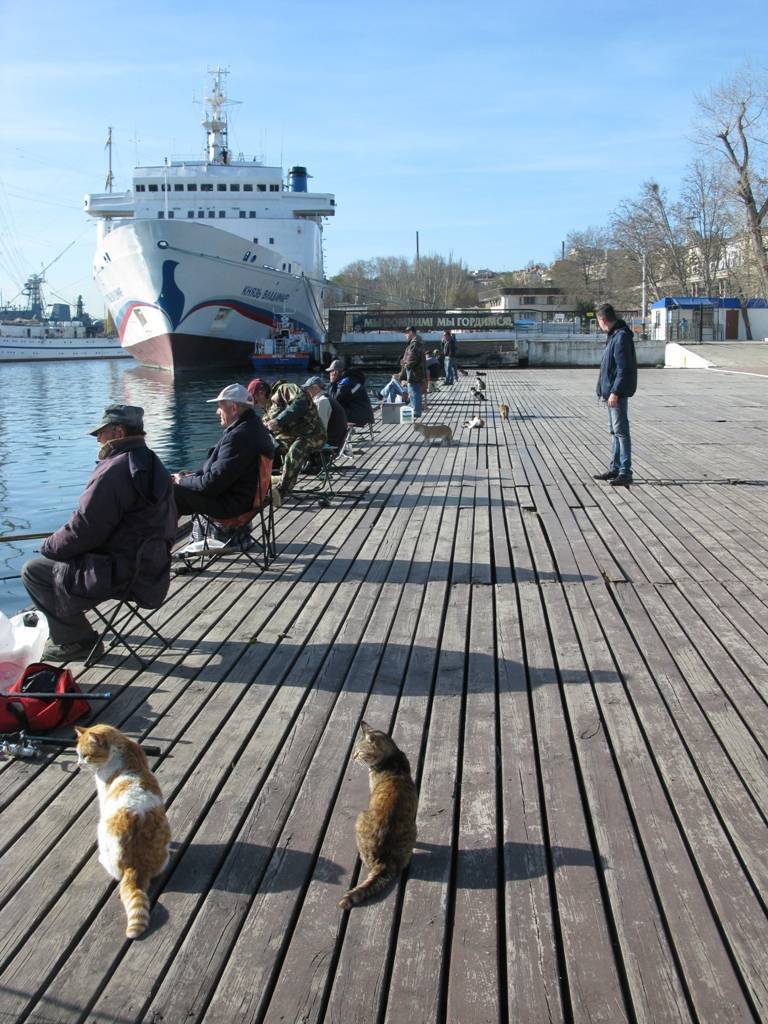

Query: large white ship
[84,69,335,371]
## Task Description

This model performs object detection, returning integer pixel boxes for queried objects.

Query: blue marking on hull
[156,260,185,329]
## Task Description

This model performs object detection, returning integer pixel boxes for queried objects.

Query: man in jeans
[399,325,427,418]
[594,303,637,487]
[442,329,457,385]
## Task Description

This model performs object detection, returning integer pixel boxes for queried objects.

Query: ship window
[249,211,256,218]
[269,184,280,192]
[230,184,240,191]
[197,211,205,218]
[168,211,175,218]
[187,184,197,191]
[217,184,226,191]
[208,211,215,218]
[201,184,213,192]
[188,211,195,218]
[161,184,168,191]
[218,210,225,217]
[288,263,291,272]
[253,238,258,243]
[239,211,246,218]
[257,184,266,192]
[244,184,253,191]
[174,184,184,192]
[269,237,274,244]
[282,263,286,270]
[135,184,146,192]
[158,211,164,218]
[148,184,158,192]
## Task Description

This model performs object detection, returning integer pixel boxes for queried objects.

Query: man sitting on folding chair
[173,383,275,544]
[21,405,177,663]
[261,380,326,505]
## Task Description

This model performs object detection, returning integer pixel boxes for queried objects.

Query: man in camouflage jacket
[264,380,326,500]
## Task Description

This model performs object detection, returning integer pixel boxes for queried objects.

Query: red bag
[0,663,91,733]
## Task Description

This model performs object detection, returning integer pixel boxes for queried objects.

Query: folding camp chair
[177,454,276,574]
[337,422,374,461]
[84,537,171,668]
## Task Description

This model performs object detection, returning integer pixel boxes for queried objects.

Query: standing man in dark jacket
[399,326,427,417]
[594,303,638,487]
[22,405,177,662]
[173,383,275,517]
[442,329,458,385]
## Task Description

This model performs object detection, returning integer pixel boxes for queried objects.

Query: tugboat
[84,68,336,372]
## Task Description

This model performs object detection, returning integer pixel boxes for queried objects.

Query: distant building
[479,286,570,321]
[651,297,768,342]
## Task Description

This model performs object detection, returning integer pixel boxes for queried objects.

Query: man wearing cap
[21,405,178,662]
[262,380,326,501]
[172,383,274,518]
[326,359,374,428]
[303,375,348,449]
[399,326,427,417]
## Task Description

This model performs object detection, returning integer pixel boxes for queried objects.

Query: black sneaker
[609,474,633,487]
[42,636,102,663]
[594,470,618,481]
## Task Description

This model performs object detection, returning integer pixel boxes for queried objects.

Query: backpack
[0,663,91,734]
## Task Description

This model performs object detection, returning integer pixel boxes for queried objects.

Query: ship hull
[94,219,324,371]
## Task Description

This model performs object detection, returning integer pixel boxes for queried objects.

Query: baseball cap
[302,375,325,389]
[325,359,344,373]
[206,384,253,404]
[88,404,145,436]
[247,378,271,399]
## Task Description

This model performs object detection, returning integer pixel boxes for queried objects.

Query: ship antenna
[201,66,241,165]
[105,126,114,192]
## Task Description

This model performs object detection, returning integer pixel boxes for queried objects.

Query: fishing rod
[0,731,162,760]
[0,532,50,544]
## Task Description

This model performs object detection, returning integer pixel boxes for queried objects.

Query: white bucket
[400,406,414,424]
[0,610,50,687]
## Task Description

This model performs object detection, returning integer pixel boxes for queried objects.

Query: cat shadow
[409,840,603,885]
[163,841,345,895]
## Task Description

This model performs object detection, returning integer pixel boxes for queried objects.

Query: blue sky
[0,0,762,317]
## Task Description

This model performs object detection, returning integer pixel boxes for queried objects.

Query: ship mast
[105,127,114,192]
[202,67,239,165]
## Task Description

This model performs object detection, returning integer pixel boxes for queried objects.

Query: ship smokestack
[289,166,310,192]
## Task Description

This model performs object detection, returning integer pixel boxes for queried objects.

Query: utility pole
[415,231,420,264]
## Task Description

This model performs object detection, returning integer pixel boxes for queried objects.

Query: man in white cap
[172,383,274,518]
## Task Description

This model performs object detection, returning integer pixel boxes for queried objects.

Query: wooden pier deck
[1,368,767,1024]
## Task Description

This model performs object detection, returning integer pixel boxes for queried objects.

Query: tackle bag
[0,662,91,733]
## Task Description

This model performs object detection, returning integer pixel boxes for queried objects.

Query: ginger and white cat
[338,721,418,910]
[76,724,171,938]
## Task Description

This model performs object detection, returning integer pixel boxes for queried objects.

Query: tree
[329,254,478,308]
[695,65,768,294]
[679,159,731,297]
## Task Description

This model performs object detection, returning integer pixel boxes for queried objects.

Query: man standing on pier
[442,329,458,385]
[400,326,427,418]
[594,303,637,487]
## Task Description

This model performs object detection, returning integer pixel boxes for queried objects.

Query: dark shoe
[42,635,102,663]
[609,474,633,487]
[594,470,618,480]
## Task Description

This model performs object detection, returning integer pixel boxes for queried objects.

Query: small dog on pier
[473,377,486,391]
[464,416,485,430]
[412,421,453,445]
[470,388,486,401]
[499,402,509,420]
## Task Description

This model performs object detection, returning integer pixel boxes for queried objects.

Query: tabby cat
[338,720,418,910]
[76,724,171,938]
[412,421,453,446]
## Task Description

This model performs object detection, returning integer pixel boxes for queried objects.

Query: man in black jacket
[594,303,638,487]
[173,384,274,516]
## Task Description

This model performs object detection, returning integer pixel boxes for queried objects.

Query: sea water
[0,359,391,615]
